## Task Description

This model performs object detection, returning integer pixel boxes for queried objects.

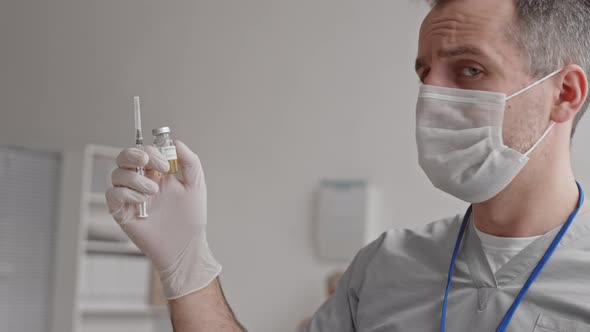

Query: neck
[473,135,585,237]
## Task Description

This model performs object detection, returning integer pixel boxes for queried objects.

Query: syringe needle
[134,96,142,143]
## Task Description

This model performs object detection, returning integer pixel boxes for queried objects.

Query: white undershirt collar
[473,224,541,251]
[473,223,542,274]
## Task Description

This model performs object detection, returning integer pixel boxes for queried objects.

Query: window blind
[0,147,60,332]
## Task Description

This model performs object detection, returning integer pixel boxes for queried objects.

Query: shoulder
[382,214,464,251]
[359,214,463,256]
[347,214,464,290]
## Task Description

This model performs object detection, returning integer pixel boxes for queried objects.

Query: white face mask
[416,70,561,203]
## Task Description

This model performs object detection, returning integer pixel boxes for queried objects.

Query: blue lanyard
[440,182,585,332]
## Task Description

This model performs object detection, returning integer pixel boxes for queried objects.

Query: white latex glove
[106,141,222,299]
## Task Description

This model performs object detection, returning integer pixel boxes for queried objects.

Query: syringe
[133,96,149,218]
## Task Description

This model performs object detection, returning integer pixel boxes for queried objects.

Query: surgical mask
[416,70,561,203]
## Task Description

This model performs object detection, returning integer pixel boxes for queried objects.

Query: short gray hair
[428,0,590,137]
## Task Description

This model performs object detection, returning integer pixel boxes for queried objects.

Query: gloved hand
[106,141,222,299]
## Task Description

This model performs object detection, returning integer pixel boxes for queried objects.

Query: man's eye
[462,67,482,77]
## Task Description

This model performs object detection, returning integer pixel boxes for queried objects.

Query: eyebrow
[415,45,488,72]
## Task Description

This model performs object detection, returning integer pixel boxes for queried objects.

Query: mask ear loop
[524,121,555,157]
[506,69,562,100]
[505,69,561,156]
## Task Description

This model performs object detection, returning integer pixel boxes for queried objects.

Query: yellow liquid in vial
[168,159,179,174]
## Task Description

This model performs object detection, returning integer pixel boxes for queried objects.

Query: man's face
[415,0,555,152]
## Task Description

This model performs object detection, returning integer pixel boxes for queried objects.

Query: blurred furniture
[50,144,170,332]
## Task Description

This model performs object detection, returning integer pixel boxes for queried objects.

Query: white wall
[13,0,590,331]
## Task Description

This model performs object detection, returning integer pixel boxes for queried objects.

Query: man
[106,0,590,330]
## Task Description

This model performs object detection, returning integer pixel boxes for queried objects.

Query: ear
[550,64,588,124]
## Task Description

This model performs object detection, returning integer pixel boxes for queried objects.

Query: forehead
[418,0,518,65]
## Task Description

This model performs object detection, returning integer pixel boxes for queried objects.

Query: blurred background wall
[3,1,590,331]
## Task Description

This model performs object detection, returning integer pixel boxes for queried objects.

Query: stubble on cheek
[502,96,547,153]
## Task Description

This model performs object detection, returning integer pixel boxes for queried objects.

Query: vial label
[158,145,178,161]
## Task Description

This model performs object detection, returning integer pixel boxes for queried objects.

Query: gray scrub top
[305,212,590,332]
